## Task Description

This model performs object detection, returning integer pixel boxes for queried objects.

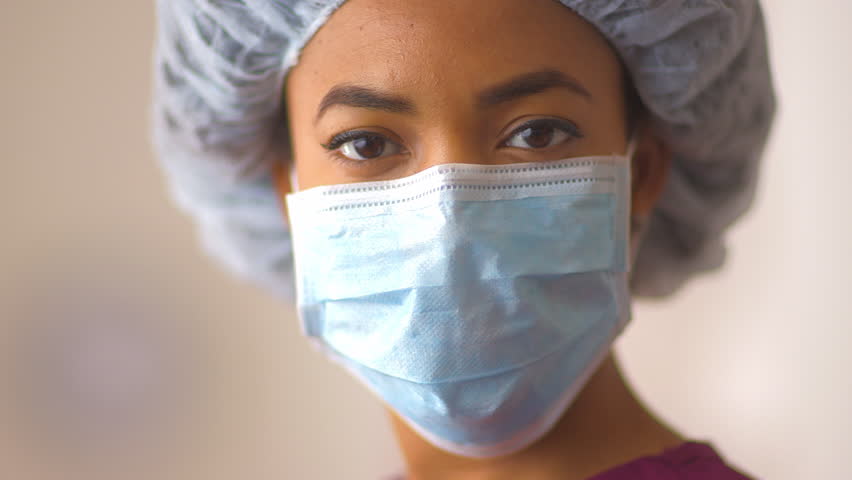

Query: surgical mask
[286,146,633,458]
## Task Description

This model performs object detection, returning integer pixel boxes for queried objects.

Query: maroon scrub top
[586,442,753,479]
[389,442,754,479]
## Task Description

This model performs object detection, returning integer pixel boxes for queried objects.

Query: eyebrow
[314,69,591,124]
[476,69,592,108]
[315,85,416,124]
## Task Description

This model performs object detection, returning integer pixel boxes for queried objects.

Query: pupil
[354,136,385,159]
[522,126,554,148]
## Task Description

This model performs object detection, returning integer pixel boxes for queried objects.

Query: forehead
[289,0,622,103]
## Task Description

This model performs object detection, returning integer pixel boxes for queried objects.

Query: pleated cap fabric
[150,0,776,300]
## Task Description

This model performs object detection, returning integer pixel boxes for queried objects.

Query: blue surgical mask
[286,149,633,458]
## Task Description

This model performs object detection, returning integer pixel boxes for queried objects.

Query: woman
[151,1,776,478]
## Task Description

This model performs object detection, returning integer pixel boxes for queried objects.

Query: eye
[502,118,582,150]
[323,131,405,162]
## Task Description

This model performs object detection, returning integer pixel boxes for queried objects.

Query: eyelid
[323,129,385,151]
[323,128,409,150]
[321,129,408,166]
[320,117,580,161]
[500,117,582,147]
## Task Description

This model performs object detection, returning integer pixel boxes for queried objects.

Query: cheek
[584,104,628,151]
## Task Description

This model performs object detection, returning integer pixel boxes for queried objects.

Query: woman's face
[277,0,667,214]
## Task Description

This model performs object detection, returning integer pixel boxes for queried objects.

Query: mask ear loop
[623,132,649,275]
[289,163,300,193]
[624,133,638,159]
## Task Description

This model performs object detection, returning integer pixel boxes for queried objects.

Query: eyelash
[321,130,403,167]
[320,118,583,164]
[500,118,583,148]
[321,130,382,151]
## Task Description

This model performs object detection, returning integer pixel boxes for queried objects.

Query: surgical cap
[150,0,776,300]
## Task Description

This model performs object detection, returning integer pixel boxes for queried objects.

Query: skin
[273,0,681,478]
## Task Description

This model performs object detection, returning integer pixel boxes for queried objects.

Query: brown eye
[337,134,403,161]
[519,125,555,148]
[503,118,581,150]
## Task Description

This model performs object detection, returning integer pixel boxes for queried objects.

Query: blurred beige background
[1,1,849,479]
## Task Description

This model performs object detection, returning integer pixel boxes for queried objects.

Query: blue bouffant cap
[150,0,776,300]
